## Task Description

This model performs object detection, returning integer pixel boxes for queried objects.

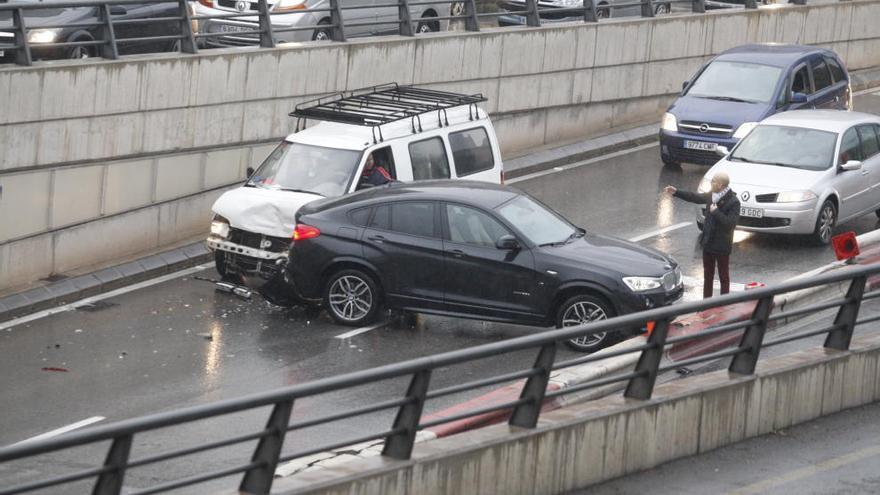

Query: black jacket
[674,188,740,255]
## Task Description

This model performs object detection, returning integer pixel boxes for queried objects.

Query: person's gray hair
[713,171,730,187]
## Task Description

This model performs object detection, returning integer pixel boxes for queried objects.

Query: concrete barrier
[272,331,880,494]
[2,1,880,291]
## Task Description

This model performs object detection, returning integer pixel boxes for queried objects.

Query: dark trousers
[702,252,730,299]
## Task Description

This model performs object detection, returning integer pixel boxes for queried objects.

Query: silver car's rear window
[729,125,837,171]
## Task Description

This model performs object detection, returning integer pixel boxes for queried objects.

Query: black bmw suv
[280,181,683,352]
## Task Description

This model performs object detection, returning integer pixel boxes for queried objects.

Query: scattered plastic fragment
[41,367,68,372]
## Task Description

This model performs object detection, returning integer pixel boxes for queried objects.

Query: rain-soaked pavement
[3,92,880,491]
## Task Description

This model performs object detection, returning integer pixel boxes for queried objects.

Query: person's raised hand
[664,185,676,195]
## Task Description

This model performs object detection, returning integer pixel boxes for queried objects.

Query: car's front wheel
[556,294,616,352]
[324,269,382,326]
[812,200,836,245]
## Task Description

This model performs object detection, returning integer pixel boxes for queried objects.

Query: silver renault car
[192,0,448,46]
[696,110,880,244]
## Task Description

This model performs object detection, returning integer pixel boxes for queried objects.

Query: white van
[206,84,504,292]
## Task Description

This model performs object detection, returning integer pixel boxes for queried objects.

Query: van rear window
[450,127,494,177]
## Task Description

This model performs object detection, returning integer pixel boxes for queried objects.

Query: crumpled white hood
[211,186,323,238]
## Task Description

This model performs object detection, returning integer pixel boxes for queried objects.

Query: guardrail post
[97,4,119,60]
[641,0,655,17]
[382,370,431,460]
[92,434,132,495]
[509,343,557,428]
[12,8,32,66]
[177,0,198,53]
[463,0,480,31]
[398,0,414,36]
[524,0,541,27]
[825,276,866,351]
[257,0,276,48]
[728,296,774,375]
[692,0,705,13]
[583,0,598,22]
[624,319,670,400]
[239,399,294,494]
[328,0,347,41]
[744,0,758,8]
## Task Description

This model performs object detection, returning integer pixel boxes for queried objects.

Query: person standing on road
[664,172,740,299]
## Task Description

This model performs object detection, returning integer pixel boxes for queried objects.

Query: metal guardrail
[1,262,879,494]
[0,0,800,66]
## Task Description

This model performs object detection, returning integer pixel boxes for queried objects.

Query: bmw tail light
[293,224,321,242]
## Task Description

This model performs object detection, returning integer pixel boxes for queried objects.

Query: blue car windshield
[247,142,361,197]
[687,61,783,104]
[730,125,837,170]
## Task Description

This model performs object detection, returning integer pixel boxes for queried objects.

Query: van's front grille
[228,228,290,253]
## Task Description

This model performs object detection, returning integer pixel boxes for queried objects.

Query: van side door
[448,126,503,184]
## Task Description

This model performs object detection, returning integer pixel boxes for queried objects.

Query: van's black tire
[324,269,382,326]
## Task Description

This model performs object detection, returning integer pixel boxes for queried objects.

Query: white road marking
[853,86,880,96]
[12,416,105,445]
[682,275,746,292]
[627,222,693,242]
[507,142,658,184]
[334,323,386,340]
[0,263,214,331]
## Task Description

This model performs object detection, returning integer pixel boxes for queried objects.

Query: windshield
[496,195,577,246]
[687,61,783,104]
[247,141,362,197]
[730,125,837,170]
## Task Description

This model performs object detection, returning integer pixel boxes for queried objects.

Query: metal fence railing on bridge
[1,261,879,494]
[0,0,807,67]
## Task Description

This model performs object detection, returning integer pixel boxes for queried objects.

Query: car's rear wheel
[812,200,836,245]
[324,269,381,326]
[596,3,610,18]
[312,20,332,41]
[556,294,616,353]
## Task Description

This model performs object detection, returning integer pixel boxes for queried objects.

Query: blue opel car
[659,44,852,166]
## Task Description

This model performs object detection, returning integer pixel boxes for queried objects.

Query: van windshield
[247,142,362,197]
[687,61,783,104]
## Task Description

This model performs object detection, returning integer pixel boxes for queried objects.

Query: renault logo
[699,123,709,133]
[741,191,750,201]
[236,1,247,11]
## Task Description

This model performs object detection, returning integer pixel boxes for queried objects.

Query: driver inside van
[360,154,393,188]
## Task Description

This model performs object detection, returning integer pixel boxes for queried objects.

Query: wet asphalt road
[3,92,880,491]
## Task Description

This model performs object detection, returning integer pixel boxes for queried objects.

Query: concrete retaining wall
[3,0,880,290]
[273,332,880,495]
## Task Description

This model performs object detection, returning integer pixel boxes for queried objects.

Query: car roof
[286,105,490,151]
[759,110,880,134]
[715,43,833,68]
[300,180,520,215]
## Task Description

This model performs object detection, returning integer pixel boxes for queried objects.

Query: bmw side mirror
[246,166,255,178]
[791,92,808,104]
[715,145,730,156]
[840,160,862,171]
[495,235,519,251]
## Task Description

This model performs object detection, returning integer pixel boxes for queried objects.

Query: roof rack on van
[290,83,487,144]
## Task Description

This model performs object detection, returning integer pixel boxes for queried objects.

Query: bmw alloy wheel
[328,275,373,323]
[561,300,608,349]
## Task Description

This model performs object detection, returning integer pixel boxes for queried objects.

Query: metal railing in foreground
[1,262,878,495]
[0,0,810,67]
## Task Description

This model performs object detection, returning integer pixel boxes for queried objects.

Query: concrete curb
[0,242,213,324]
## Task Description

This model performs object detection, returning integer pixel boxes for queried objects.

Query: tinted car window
[839,128,863,164]
[349,207,371,226]
[409,138,451,180]
[446,204,510,247]
[730,125,837,171]
[857,125,880,159]
[370,204,391,230]
[826,57,847,83]
[811,58,833,91]
[792,66,812,95]
[496,195,575,246]
[391,202,435,238]
[449,128,494,177]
